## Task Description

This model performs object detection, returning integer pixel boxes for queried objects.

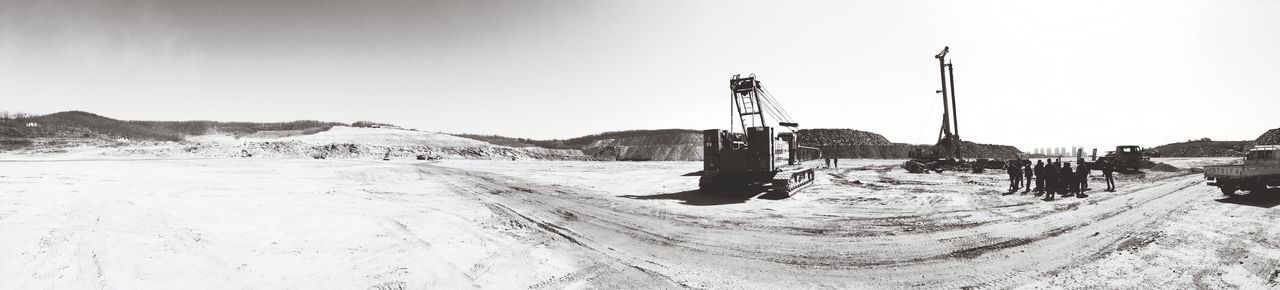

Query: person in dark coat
[1060,162,1075,197]
[1008,160,1022,192]
[1033,160,1046,194]
[1023,162,1033,193]
[1043,160,1057,196]
[1077,160,1091,197]
[1102,159,1116,192]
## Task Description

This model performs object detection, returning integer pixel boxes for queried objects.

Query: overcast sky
[1,0,1277,150]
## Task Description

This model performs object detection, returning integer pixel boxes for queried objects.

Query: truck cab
[1244,145,1280,167]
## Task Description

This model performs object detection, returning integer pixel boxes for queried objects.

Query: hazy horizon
[3,0,1278,150]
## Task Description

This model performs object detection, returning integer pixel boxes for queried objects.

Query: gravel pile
[1255,128,1280,145]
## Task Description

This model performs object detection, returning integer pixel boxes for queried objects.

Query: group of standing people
[1007,158,1117,200]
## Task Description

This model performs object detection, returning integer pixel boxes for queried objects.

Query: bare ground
[0,158,1275,289]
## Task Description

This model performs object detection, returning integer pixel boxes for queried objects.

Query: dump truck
[1205,145,1280,195]
[699,74,819,197]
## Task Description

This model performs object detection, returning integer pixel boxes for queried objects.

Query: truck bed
[1205,165,1280,179]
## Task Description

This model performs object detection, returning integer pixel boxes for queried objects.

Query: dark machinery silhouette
[700,74,819,197]
[904,47,995,173]
[1092,145,1156,172]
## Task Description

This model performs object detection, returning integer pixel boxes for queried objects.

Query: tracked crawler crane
[699,74,819,197]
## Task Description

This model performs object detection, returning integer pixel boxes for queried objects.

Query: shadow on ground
[620,188,783,206]
[1216,190,1280,208]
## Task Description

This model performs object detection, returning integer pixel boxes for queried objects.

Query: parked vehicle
[1094,145,1152,172]
[1204,145,1280,195]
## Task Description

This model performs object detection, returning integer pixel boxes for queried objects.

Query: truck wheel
[1220,186,1237,195]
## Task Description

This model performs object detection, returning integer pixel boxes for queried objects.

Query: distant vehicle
[1205,145,1280,195]
[1094,145,1152,172]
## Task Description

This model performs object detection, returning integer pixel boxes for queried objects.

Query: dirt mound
[954,140,1023,159]
[1255,128,1280,145]
[1149,162,1181,172]
[797,129,893,146]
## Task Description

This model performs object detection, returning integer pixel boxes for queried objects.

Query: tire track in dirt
[423,163,1211,288]
[427,166,690,289]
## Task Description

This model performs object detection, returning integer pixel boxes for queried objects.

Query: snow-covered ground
[1,157,1276,288]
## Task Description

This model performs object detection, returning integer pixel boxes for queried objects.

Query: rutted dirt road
[0,158,1276,288]
[430,160,1279,289]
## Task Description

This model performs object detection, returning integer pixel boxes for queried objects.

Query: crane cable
[760,86,795,122]
[756,86,796,125]
[759,93,791,125]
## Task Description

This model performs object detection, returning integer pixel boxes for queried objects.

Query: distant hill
[2,110,1029,161]
[2,111,184,141]
[1146,128,1280,157]
[0,111,344,142]
[452,134,564,149]
[1152,140,1251,157]
[460,128,1024,160]
[454,129,703,160]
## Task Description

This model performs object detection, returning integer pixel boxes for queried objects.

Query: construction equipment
[903,47,994,174]
[700,74,819,197]
[1093,145,1156,172]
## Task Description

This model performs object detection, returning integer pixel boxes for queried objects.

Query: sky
[1,0,1278,151]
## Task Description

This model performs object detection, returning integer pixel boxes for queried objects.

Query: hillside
[0,111,586,160]
[0,111,343,142]
[795,129,1019,159]
[124,127,585,160]
[1143,127,1280,157]
[453,129,705,161]
[462,128,1024,160]
[451,134,546,148]
[578,131,703,161]
[1152,140,1251,157]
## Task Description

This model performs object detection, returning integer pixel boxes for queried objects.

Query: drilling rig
[903,47,992,173]
[700,74,819,197]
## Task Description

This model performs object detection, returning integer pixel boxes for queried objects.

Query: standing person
[1102,159,1116,192]
[1023,162,1033,194]
[1042,160,1057,201]
[1034,160,1046,194]
[1056,160,1068,196]
[1077,159,1091,196]
[1043,160,1057,196]
[1007,160,1021,192]
[1060,162,1076,197]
